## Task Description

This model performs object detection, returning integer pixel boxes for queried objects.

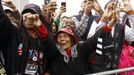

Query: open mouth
[59,43,66,47]
[26,25,36,30]
[60,43,66,45]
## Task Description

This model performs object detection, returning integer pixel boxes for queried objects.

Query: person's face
[64,19,75,31]
[23,13,36,29]
[83,0,93,13]
[61,17,67,25]
[57,32,72,49]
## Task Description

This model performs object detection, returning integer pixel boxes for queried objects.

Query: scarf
[57,44,78,63]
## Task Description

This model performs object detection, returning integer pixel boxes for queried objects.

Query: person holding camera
[42,0,57,33]
[115,0,134,75]
[72,0,103,41]
[52,2,66,29]
[0,1,57,74]
[88,0,134,73]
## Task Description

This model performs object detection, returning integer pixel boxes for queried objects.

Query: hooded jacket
[0,3,57,75]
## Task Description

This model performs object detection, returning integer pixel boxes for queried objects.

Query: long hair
[18,13,47,74]
[17,17,30,73]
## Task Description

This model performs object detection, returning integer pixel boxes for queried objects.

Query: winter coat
[88,23,125,73]
[0,4,57,75]
[48,26,110,75]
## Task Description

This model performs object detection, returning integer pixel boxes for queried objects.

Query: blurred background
[11,0,134,16]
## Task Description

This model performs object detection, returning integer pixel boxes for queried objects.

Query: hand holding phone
[61,2,66,12]
[2,0,16,10]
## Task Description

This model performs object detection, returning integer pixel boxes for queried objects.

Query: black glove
[0,0,4,14]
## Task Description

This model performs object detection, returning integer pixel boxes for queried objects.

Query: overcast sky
[29,0,134,17]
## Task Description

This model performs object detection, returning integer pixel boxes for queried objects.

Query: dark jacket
[74,13,100,41]
[49,44,90,75]
[88,23,125,73]
[0,2,57,75]
[48,26,110,75]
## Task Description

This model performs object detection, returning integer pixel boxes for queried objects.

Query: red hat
[54,28,78,44]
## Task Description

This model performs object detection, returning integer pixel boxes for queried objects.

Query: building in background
[12,0,29,12]
[12,0,134,16]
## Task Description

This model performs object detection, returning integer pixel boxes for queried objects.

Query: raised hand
[107,10,118,28]
[42,4,47,15]
[101,8,113,23]
[23,13,42,28]
[2,0,16,10]
[93,0,103,16]
[42,1,57,23]
[31,14,42,27]
[57,6,66,18]
[122,1,134,15]
[101,1,119,23]
[46,1,57,14]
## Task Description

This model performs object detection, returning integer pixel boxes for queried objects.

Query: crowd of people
[0,0,134,75]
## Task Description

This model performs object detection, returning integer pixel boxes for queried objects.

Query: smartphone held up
[61,2,66,12]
